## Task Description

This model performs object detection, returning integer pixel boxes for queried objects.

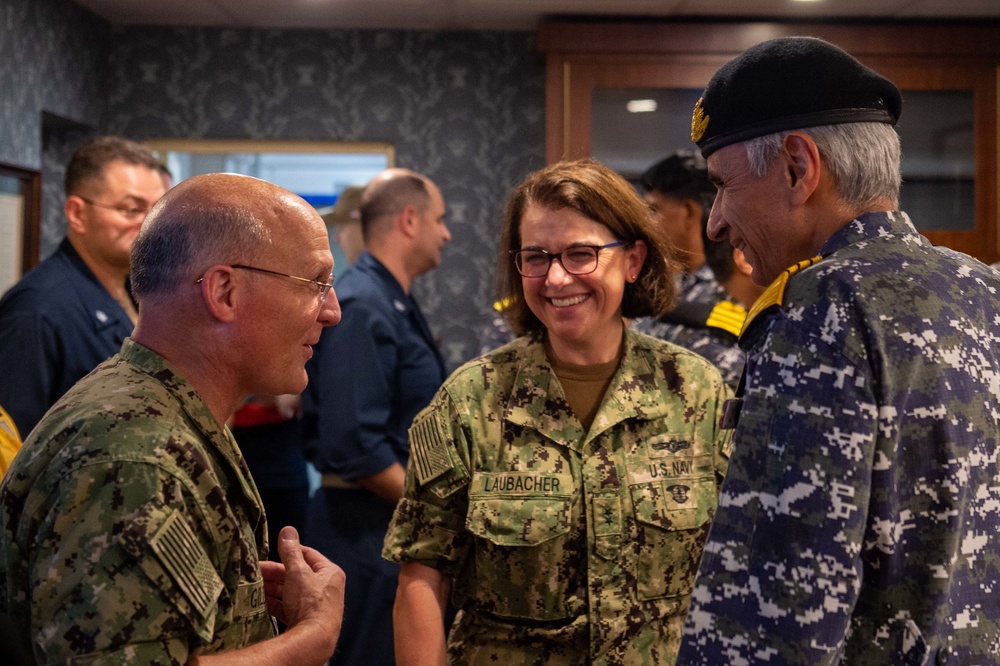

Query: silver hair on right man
[743,122,902,209]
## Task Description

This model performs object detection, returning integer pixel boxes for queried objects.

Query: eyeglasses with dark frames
[511,240,628,278]
[76,196,151,221]
[196,264,335,301]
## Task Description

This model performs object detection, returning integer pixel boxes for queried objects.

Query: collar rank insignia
[740,255,824,339]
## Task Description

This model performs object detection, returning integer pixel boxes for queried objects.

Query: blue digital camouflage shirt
[677,211,1000,664]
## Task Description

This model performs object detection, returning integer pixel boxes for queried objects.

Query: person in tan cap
[322,186,365,265]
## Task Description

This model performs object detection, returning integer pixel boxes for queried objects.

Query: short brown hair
[359,171,430,240]
[497,159,676,335]
[64,136,162,196]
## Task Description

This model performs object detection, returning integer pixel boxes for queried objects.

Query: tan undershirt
[549,354,621,432]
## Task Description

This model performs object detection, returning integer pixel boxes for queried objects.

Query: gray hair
[743,122,901,209]
[131,200,272,299]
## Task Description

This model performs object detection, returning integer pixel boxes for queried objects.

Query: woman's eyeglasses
[511,241,627,278]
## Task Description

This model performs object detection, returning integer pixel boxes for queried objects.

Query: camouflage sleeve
[680,320,873,664]
[383,390,471,577]
[28,459,219,664]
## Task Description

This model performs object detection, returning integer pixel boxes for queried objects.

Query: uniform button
[936,646,951,665]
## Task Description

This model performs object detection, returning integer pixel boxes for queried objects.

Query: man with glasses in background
[0,136,166,436]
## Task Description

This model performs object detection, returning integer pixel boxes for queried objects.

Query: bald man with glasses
[0,136,166,436]
[0,173,346,664]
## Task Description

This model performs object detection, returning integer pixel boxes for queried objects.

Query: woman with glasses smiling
[384,159,733,665]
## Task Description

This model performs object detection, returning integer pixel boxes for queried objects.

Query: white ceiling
[73,0,1000,31]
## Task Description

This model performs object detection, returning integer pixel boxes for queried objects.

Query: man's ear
[733,248,754,277]
[198,265,239,323]
[65,195,88,235]
[782,132,822,205]
[398,206,420,239]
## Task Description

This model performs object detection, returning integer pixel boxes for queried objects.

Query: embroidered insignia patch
[410,413,455,485]
[667,484,691,504]
[706,301,747,338]
[691,97,710,142]
[149,509,224,619]
[650,437,692,453]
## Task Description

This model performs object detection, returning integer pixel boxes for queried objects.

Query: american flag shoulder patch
[149,509,224,619]
[410,413,455,486]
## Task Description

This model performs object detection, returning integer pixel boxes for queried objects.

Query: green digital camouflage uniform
[0,339,277,664]
[383,328,733,665]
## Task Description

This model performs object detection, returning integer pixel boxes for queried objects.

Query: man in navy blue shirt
[303,167,450,666]
[0,136,166,437]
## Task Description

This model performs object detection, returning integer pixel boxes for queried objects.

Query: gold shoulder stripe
[492,296,515,313]
[0,405,20,441]
[740,255,823,338]
[706,301,747,337]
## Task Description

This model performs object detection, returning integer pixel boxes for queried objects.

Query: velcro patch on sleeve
[148,509,224,620]
[410,411,455,486]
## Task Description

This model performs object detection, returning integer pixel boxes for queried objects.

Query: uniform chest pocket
[466,488,574,621]
[629,477,716,600]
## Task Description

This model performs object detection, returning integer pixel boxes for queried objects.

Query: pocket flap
[466,496,571,546]
[630,479,713,532]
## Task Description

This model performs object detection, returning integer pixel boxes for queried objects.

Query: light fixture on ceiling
[627,99,657,113]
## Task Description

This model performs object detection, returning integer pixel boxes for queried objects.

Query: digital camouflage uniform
[678,211,1000,664]
[383,328,733,665]
[0,339,277,664]
[632,264,746,388]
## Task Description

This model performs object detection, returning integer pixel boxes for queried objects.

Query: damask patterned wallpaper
[106,26,546,368]
[0,0,107,169]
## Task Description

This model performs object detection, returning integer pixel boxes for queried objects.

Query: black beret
[692,37,901,158]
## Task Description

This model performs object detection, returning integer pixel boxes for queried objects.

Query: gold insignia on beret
[691,97,710,142]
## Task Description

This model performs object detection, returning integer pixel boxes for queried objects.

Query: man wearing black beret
[677,37,1000,664]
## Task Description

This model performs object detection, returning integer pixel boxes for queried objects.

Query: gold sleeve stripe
[706,301,747,337]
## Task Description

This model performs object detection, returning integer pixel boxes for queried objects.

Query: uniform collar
[118,338,263,515]
[119,338,230,448]
[504,328,672,452]
[819,210,921,257]
[737,210,918,348]
[355,250,409,305]
[58,239,133,331]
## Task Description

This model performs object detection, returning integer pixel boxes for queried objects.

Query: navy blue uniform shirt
[303,250,446,478]
[0,239,134,436]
